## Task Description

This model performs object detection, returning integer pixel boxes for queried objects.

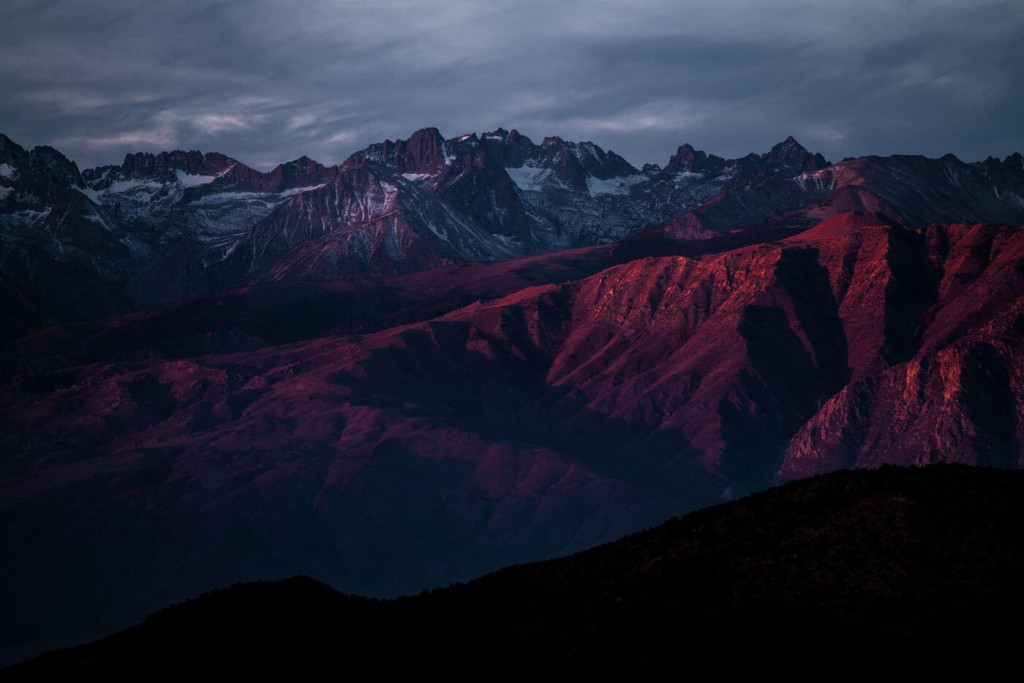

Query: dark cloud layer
[1,0,1021,169]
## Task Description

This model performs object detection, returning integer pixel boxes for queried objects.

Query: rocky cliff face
[781,221,1024,475]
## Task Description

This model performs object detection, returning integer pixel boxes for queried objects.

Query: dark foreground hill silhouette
[10,464,1024,676]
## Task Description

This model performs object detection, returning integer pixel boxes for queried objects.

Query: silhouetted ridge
[11,465,1024,676]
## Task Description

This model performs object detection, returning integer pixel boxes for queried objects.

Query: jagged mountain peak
[29,145,83,188]
[122,148,202,167]
[1,134,31,178]
[345,127,641,191]
[344,127,450,174]
[274,154,325,172]
[979,152,1024,169]
[665,142,712,173]
[764,135,829,172]
[409,126,447,150]
[0,134,83,187]
[773,134,805,150]
[765,135,807,159]
[0,132,28,161]
[483,127,510,138]
[484,127,534,147]
[0,134,36,169]
[270,155,329,186]
[116,149,245,181]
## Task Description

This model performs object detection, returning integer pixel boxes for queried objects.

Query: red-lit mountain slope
[2,212,1022,663]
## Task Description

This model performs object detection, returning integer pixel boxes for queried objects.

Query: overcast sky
[1,0,1021,170]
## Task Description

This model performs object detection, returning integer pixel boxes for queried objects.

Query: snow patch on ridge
[80,179,164,203]
[9,208,50,222]
[507,166,552,192]
[441,142,457,167]
[792,171,835,193]
[84,208,116,231]
[175,169,218,187]
[281,183,326,197]
[672,171,704,184]
[0,163,17,181]
[586,174,645,196]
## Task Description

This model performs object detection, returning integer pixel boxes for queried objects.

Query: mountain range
[4,128,1022,338]
[1,127,1023,665]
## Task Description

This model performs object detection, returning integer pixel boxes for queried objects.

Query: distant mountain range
[1,128,1023,666]
[3,128,1021,339]
[10,464,1024,676]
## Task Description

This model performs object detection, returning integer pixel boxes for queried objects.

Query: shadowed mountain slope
[10,464,1024,676]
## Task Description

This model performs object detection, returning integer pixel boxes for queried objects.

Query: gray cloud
[1,0,1021,170]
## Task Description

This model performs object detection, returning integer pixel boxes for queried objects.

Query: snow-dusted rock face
[0,134,139,337]
[0,134,348,329]
[464,129,839,249]
[332,127,841,256]
[80,150,333,243]
[201,127,840,285]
